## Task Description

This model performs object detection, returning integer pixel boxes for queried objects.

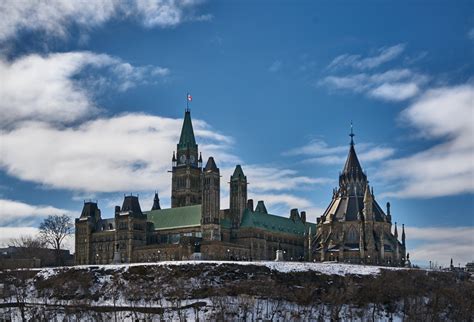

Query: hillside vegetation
[0,261,472,321]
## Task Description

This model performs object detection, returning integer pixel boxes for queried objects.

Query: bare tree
[39,214,73,265]
[9,235,45,249]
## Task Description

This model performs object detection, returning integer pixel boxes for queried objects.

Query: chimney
[301,211,306,223]
[290,208,299,221]
[246,199,254,212]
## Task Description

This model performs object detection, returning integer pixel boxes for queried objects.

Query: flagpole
[187,92,190,112]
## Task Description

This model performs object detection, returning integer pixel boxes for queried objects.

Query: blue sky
[0,0,472,267]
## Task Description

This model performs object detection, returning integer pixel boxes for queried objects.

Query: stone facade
[311,130,407,266]
[75,109,407,266]
[75,109,315,265]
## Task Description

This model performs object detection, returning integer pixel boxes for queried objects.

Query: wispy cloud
[407,226,474,266]
[380,84,474,198]
[268,60,282,72]
[0,0,210,42]
[0,199,73,226]
[468,28,474,41]
[0,52,169,126]
[327,44,405,70]
[285,139,395,166]
[321,45,430,102]
[320,68,429,102]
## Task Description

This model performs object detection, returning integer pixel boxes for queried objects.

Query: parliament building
[75,107,407,266]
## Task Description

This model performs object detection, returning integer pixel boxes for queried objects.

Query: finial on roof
[349,121,355,146]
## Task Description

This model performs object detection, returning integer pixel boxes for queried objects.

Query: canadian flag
[187,94,192,101]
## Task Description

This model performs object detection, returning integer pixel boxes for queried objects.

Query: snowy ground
[34,260,408,279]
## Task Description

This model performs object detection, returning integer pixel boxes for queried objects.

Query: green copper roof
[145,205,201,230]
[177,110,197,150]
[240,208,316,236]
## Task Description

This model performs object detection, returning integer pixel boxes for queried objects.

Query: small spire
[349,121,355,146]
[172,151,176,161]
[402,224,406,246]
[394,222,398,238]
[151,191,161,210]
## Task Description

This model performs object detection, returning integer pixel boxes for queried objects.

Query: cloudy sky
[0,0,472,267]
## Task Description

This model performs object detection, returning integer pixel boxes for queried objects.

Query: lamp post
[227,249,230,260]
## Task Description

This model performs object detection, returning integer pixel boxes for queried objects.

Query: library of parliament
[75,106,407,266]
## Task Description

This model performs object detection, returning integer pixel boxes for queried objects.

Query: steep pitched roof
[204,157,219,172]
[121,196,142,215]
[80,201,100,218]
[151,192,161,210]
[177,110,197,151]
[341,144,366,181]
[240,208,316,236]
[145,205,201,230]
[231,164,246,180]
[321,194,387,222]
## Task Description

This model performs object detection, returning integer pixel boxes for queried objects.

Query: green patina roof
[145,205,201,230]
[177,110,197,150]
[145,204,317,236]
[240,209,316,236]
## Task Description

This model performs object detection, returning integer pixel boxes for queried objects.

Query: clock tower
[171,108,203,208]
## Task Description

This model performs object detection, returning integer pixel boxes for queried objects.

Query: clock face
[190,155,195,163]
[180,155,186,163]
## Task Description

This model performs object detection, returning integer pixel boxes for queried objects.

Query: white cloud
[0,52,169,126]
[286,139,395,166]
[0,114,234,194]
[320,68,428,102]
[0,199,72,226]
[380,84,474,198]
[327,44,405,70]
[0,0,209,41]
[369,82,420,101]
[407,226,474,266]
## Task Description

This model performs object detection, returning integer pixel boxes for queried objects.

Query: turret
[198,152,203,168]
[386,202,392,223]
[151,192,161,210]
[402,224,406,247]
[229,165,247,228]
[201,157,221,241]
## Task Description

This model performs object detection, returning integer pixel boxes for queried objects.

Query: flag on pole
[187,93,192,101]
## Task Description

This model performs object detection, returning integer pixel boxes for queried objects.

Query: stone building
[75,108,316,265]
[311,129,407,266]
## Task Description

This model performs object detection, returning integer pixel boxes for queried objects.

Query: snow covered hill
[0,261,471,321]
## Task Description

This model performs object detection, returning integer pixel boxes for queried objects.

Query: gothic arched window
[346,226,359,243]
